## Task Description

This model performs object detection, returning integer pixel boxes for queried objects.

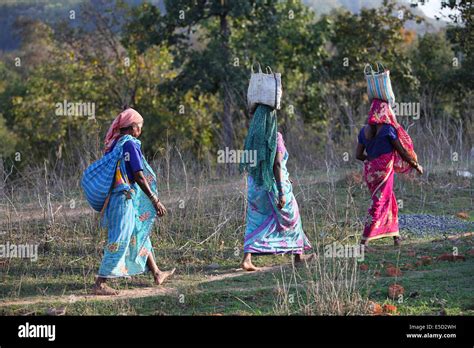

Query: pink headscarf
[104,108,143,153]
[367,99,417,173]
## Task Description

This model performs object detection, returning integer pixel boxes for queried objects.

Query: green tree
[124,0,286,151]
[411,31,456,120]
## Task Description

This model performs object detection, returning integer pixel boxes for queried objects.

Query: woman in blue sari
[240,104,312,271]
[91,107,175,295]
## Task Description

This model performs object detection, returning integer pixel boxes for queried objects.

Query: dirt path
[0,265,284,309]
[0,287,179,309]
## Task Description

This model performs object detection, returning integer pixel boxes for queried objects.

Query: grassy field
[0,168,472,315]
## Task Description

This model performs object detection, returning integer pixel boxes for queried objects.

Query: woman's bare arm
[273,151,286,209]
[356,143,367,161]
[133,170,154,197]
[133,170,167,216]
[391,139,416,165]
[391,139,423,174]
[273,151,284,186]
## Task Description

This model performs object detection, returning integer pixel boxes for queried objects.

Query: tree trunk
[220,11,235,173]
[0,156,4,199]
[220,12,233,147]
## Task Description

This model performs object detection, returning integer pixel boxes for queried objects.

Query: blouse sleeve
[386,125,398,141]
[276,132,286,154]
[123,141,144,173]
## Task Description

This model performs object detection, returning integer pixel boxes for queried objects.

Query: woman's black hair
[122,104,130,111]
[120,124,137,133]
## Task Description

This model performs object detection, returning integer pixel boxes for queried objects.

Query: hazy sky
[415,0,459,21]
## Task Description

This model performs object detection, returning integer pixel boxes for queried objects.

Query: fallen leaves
[368,301,398,315]
[385,266,402,277]
[382,304,398,314]
[437,253,466,262]
[388,284,404,299]
[368,301,383,315]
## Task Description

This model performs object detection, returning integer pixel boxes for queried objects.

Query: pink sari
[362,152,399,241]
[362,99,417,242]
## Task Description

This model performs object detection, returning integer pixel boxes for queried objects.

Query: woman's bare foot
[92,282,119,296]
[240,260,259,271]
[154,268,176,285]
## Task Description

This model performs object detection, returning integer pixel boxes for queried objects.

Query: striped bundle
[81,135,135,212]
[364,63,395,105]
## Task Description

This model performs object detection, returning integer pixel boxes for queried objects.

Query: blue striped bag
[364,63,395,105]
[81,135,135,212]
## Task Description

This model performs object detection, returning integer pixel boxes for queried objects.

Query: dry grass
[0,136,472,315]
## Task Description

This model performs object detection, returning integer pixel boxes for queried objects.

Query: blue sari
[96,136,158,278]
[244,133,311,254]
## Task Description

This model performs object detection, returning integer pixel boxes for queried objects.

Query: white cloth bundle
[247,64,282,111]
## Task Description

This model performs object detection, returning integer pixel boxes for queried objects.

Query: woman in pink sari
[356,99,423,248]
